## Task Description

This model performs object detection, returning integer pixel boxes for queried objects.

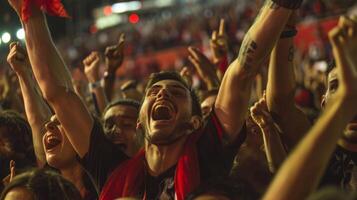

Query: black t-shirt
[320,146,357,189]
[144,165,177,200]
[79,118,129,191]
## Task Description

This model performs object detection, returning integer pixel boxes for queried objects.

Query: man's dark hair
[103,99,141,116]
[0,169,82,200]
[145,71,202,117]
[0,110,34,158]
[186,176,260,200]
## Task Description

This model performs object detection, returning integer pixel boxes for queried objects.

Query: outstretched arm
[250,95,287,173]
[83,51,108,114]
[266,13,311,149]
[264,16,357,200]
[7,42,51,167]
[215,0,295,143]
[104,33,125,101]
[8,2,93,157]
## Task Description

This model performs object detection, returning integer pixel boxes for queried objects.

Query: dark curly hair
[0,110,34,158]
[0,168,82,200]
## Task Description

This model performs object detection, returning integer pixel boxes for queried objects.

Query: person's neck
[145,136,187,177]
[124,141,138,157]
[60,161,87,197]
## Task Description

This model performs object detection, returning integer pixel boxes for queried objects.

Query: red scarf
[22,0,69,21]
[99,131,203,200]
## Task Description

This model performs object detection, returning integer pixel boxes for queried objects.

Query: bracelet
[280,29,298,38]
[271,0,303,9]
[88,80,102,91]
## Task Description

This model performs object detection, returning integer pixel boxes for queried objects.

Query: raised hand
[250,93,274,129]
[188,46,219,89]
[2,160,16,186]
[7,42,31,75]
[83,51,101,83]
[328,15,357,108]
[179,66,193,87]
[9,160,15,182]
[210,19,228,63]
[105,33,125,74]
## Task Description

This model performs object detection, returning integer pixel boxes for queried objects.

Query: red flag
[22,0,69,21]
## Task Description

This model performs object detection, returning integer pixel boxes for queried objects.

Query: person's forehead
[151,79,188,90]
[104,104,138,119]
[5,187,34,200]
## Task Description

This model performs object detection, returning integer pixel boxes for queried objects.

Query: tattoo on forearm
[288,46,294,62]
[238,35,258,73]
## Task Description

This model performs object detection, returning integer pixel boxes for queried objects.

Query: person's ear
[321,94,326,109]
[190,115,202,131]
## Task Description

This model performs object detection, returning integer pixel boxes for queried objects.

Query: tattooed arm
[266,13,311,149]
[215,1,293,143]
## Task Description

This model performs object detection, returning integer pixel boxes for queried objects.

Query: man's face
[324,68,357,143]
[103,105,138,149]
[139,80,194,145]
[42,115,77,169]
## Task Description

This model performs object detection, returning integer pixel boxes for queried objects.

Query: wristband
[88,80,102,91]
[280,29,298,38]
[271,0,303,9]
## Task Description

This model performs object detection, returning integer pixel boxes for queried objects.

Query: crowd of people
[1,0,357,199]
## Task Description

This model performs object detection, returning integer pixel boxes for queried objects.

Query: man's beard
[144,122,195,146]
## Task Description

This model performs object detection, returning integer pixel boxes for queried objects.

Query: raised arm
[263,16,357,200]
[188,47,220,90]
[250,95,287,173]
[266,13,311,149]
[8,1,93,157]
[215,0,297,142]
[7,42,51,167]
[83,51,108,115]
[104,33,125,101]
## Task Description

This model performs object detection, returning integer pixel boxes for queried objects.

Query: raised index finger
[219,18,225,36]
[118,33,125,45]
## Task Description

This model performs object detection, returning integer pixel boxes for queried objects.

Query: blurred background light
[1,32,11,44]
[16,28,25,40]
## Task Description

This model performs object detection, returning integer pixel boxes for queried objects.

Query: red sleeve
[22,0,69,21]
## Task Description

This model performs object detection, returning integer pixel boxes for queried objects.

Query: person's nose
[156,87,171,100]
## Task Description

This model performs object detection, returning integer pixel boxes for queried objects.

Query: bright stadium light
[112,1,141,14]
[1,32,11,44]
[16,28,25,40]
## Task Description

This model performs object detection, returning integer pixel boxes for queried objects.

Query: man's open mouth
[151,102,176,121]
[44,134,62,150]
